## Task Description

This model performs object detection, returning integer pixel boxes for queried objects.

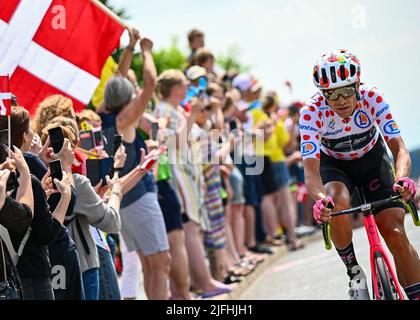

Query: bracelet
[111,190,123,199]
[114,167,123,172]
[127,46,135,53]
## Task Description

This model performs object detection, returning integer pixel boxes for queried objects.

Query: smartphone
[79,130,95,151]
[86,157,114,187]
[0,129,8,163]
[93,127,104,149]
[140,145,167,171]
[112,134,123,156]
[49,127,65,154]
[6,171,19,192]
[0,129,19,191]
[229,119,237,131]
[49,159,63,190]
[151,123,158,141]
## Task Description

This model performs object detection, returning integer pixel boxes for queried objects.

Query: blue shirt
[99,113,156,208]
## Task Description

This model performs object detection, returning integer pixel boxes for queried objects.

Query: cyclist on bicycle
[299,49,420,300]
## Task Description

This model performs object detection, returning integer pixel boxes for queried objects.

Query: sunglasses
[202,105,212,112]
[322,83,357,101]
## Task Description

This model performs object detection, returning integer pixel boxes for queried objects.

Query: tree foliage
[98,0,129,19]
[101,2,249,81]
[133,37,187,83]
[217,45,250,73]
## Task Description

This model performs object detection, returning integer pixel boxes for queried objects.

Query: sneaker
[295,225,316,238]
[348,266,370,300]
[249,244,273,255]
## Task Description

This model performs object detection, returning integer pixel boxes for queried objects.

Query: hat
[232,74,262,93]
[185,66,207,81]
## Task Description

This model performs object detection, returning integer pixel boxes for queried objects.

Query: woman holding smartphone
[0,107,72,300]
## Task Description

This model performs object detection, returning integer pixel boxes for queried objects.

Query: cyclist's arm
[299,104,325,201]
[369,88,409,178]
[387,137,411,179]
[303,158,328,201]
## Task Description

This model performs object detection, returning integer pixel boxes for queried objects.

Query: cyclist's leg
[321,165,360,277]
[375,208,420,289]
[325,181,353,250]
[362,151,420,299]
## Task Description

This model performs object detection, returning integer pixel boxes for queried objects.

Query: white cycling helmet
[313,49,361,90]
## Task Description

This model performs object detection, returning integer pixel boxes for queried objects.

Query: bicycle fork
[363,213,405,300]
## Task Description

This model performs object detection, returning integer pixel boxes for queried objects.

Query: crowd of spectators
[0,26,332,300]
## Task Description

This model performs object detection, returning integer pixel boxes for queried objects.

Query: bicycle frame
[362,212,405,300]
[322,194,417,300]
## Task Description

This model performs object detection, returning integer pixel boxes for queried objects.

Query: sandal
[229,265,251,277]
[224,272,243,284]
[244,252,266,264]
[289,241,305,252]
[199,286,232,299]
[265,238,284,247]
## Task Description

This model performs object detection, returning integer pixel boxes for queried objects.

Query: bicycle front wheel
[374,252,397,300]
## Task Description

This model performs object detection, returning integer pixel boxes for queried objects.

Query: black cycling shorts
[320,137,404,214]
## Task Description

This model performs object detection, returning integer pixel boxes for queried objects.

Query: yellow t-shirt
[252,109,290,163]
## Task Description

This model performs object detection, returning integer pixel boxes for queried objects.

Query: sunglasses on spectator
[322,83,357,101]
[202,105,212,112]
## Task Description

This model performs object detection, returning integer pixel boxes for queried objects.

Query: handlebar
[330,195,402,217]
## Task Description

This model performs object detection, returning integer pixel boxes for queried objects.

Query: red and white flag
[0,75,11,116]
[0,0,125,115]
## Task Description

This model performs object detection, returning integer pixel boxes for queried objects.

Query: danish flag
[0,0,124,115]
[0,75,11,116]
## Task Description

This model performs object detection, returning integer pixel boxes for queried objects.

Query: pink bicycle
[322,194,419,300]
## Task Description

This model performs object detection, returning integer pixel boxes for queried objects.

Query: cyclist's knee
[383,227,409,252]
[325,181,351,211]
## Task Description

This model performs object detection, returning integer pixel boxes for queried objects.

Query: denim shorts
[272,161,291,189]
[98,245,121,300]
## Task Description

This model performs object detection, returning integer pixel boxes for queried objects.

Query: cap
[232,74,262,93]
[185,66,207,81]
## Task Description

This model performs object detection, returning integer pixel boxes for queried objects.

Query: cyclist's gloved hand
[393,177,416,201]
[313,196,335,224]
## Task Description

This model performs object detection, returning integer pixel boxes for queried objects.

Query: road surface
[239,214,420,300]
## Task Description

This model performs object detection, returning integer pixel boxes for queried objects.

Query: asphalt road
[239,214,420,300]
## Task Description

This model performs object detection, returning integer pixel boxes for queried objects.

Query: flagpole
[90,0,128,28]
[7,115,11,158]
[6,73,11,158]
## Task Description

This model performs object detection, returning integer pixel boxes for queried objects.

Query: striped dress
[154,102,205,226]
[199,128,226,251]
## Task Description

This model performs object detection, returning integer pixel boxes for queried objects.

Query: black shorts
[320,137,404,214]
[260,157,279,196]
[157,180,183,233]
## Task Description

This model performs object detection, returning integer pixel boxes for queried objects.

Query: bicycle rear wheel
[374,252,397,300]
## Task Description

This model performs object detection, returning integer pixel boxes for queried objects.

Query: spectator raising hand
[50,139,74,173]
[5,145,34,214]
